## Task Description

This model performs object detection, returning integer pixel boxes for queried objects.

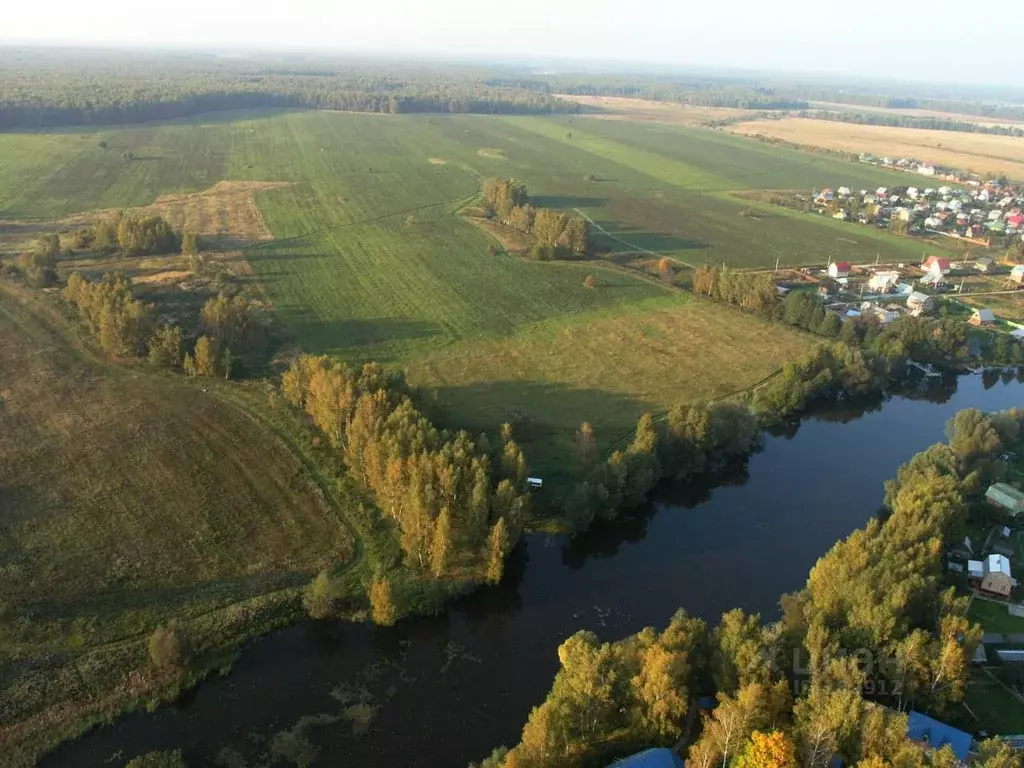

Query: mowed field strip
[729,117,1024,179]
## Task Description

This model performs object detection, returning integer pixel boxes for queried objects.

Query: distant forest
[0,49,578,129]
[3,47,1023,130]
[803,109,1024,138]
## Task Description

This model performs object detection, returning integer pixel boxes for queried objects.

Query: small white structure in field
[527,477,543,489]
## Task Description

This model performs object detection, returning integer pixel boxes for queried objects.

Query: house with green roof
[985,483,1024,516]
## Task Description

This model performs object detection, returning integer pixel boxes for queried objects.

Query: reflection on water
[44,372,1024,768]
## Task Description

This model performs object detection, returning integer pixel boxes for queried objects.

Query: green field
[1,108,928,470]
[0,110,928,366]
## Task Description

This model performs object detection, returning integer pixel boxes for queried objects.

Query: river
[45,371,1024,768]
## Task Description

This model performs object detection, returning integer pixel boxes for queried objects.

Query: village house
[1011,265,1024,285]
[837,186,851,197]
[907,291,935,316]
[868,271,900,293]
[907,712,972,765]
[860,302,899,324]
[918,164,936,176]
[968,559,985,579]
[980,554,1014,597]
[985,482,1024,515]
[976,257,995,273]
[970,308,995,326]
[921,256,951,274]
[828,261,851,279]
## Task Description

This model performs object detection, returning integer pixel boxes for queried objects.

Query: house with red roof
[828,261,851,278]
[921,255,951,275]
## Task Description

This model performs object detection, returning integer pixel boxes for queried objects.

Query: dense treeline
[281,355,529,610]
[563,405,759,529]
[64,273,156,356]
[73,212,181,257]
[546,75,809,110]
[801,92,1024,122]
[482,179,589,258]
[0,51,575,129]
[690,264,1022,367]
[63,270,261,376]
[806,109,1024,138]
[481,408,1024,768]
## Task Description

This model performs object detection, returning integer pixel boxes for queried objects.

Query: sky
[5,0,1024,85]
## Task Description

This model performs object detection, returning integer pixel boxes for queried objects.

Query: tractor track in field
[573,208,696,269]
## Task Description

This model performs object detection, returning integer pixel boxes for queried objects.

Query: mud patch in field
[427,157,447,165]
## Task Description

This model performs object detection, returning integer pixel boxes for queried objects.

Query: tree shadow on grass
[530,195,607,210]
[589,219,710,253]
[419,378,657,481]
[279,313,446,360]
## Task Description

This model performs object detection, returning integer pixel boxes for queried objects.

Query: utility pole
[775,257,780,273]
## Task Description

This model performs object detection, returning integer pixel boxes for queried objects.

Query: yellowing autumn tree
[735,730,798,768]
[370,577,398,626]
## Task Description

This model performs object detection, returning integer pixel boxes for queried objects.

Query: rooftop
[907,711,972,761]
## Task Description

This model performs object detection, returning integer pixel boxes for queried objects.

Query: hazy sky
[6,0,1023,84]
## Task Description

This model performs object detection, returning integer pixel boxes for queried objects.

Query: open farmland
[0,109,926,470]
[729,117,1024,179]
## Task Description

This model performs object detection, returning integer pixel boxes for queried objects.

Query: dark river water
[44,371,1024,768]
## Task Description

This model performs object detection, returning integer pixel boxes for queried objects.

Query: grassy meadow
[0,107,929,474]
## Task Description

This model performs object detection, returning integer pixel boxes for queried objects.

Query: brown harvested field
[558,95,756,126]
[729,117,1024,179]
[144,180,291,243]
[808,102,1024,127]
[0,180,289,256]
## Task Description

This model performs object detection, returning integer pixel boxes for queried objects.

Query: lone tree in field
[370,578,398,626]
[148,623,190,674]
[657,257,674,282]
[302,570,335,620]
[584,274,596,289]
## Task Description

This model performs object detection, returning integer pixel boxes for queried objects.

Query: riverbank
[40,373,1024,767]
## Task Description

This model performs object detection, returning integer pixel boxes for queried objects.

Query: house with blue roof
[907,711,972,764]
[611,747,684,768]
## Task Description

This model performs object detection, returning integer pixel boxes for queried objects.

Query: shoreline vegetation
[474,406,1024,768]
